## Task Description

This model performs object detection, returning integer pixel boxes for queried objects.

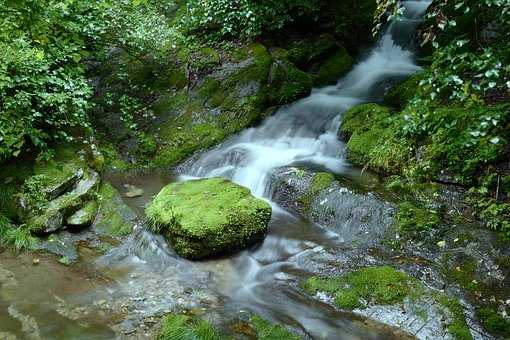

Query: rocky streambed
[2,162,508,339]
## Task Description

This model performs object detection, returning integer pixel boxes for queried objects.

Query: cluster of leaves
[0,0,178,162]
[0,0,101,160]
[417,0,509,103]
[0,214,35,250]
[182,0,321,41]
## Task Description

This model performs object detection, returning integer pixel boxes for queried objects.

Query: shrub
[182,0,320,40]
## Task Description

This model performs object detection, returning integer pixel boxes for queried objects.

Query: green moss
[157,313,221,340]
[478,307,510,337]
[315,47,353,85]
[496,255,510,270]
[192,47,221,71]
[437,296,473,340]
[287,34,337,67]
[32,145,83,189]
[303,266,422,310]
[146,178,271,259]
[152,91,188,117]
[394,201,441,238]
[250,315,300,340]
[137,133,157,159]
[66,200,98,227]
[153,113,227,167]
[341,103,411,174]
[151,44,272,168]
[269,61,313,105]
[384,73,423,110]
[299,172,335,211]
[445,257,480,294]
[95,183,134,236]
[99,144,133,171]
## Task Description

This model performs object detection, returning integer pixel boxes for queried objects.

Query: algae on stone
[94,182,137,236]
[146,178,272,259]
[66,200,98,228]
[340,103,411,174]
[303,266,422,310]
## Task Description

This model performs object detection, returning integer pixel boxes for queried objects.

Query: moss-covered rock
[26,170,100,234]
[146,178,272,259]
[314,47,353,86]
[66,200,98,228]
[94,182,137,237]
[269,60,314,105]
[340,103,411,174]
[383,73,423,110]
[303,266,422,310]
[298,172,335,211]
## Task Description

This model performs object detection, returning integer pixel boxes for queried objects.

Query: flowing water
[0,1,433,339]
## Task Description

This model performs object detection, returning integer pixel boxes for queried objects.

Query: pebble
[437,240,446,248]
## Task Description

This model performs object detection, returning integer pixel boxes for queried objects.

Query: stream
[0,1,435,339]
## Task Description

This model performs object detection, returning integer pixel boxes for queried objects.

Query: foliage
[157,314,221,340]
[0,0,178,161]
[19,174,50,213]
[182,0,321,41]
[250,315,300,340]
[0,0,97,160]
[478,307,510,338]
[0,215,35,250]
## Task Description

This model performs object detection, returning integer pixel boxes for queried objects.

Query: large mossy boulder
[146,178,272,260]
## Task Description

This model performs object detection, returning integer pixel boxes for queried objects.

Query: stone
[124,184,144,198]
[146,178,272,260]
[28,170,100,234]
[66,200,98,228]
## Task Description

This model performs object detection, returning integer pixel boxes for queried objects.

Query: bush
[182,0,320,40]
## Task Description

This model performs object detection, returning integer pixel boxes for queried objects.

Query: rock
[269,167,395,245]
[43,169,84,201]
[28,170,100,234]
[94,183,137,236]
[145,178,272,260]
[124,184,144,198]
[66,200,98,228]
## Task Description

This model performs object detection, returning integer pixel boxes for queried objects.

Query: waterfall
[185,0,429,199]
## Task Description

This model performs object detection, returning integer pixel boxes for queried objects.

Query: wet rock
[43,168,84,201]
[34,232,82,261]
[28,170,100,234]
[124,184,144,198]
[66,200,98,228]
[146,178,271,259]
[269,167,395,245]
[94,182,137,237]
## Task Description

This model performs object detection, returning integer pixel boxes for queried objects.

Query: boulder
[146,178,271,260]
[27,170,100,234]
[66,200,98,228]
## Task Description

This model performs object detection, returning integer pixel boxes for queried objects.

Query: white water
[186,0,427,198]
